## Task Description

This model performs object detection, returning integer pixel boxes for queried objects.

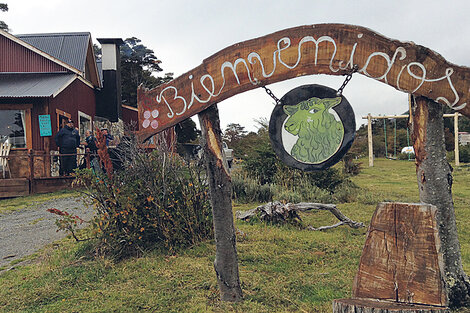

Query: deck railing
[0,151,97,179]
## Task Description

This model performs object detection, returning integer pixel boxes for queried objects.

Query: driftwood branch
[236,201,364,231]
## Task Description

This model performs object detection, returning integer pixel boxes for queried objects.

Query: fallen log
[236,201,364,230]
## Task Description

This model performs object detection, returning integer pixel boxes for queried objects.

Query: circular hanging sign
[269,84,356,171]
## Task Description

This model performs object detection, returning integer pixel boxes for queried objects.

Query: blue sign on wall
[39,115,52,137]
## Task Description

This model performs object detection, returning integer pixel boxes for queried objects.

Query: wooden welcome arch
[137,24,470,309]
[138,23,470,139]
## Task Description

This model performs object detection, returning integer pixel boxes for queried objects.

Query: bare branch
[236,201,365,231]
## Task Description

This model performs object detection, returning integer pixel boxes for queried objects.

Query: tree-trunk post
[454,112,460,166]
[198,104,243,302]
[411,95,470,308]
[367,113,373,167]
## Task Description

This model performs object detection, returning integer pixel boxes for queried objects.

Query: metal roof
[15,32,91,73]
[0,73,76,97]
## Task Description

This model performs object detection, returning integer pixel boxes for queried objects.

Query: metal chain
[336,64,359,96]
[261,63,359,103]
[261,85,283,106]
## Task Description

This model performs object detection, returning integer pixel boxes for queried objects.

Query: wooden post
[454,112,460,166]
[29,150,34,194]
[86,152,91,169]
[411,96,470,307]
[367,113,373,167]
[198,104,243,302]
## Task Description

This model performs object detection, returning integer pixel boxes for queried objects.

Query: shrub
[75,135,213,260]
[232,159,357,204]
[460,145,470,163]
[231,174,274,203]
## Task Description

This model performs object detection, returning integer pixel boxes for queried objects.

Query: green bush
[232,175,274,203]
[460,145,470,163]
[232,160,357,204]
[76,143,213,260]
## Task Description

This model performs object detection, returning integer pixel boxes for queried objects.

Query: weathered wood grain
[352,202,447,306]
[138,24,470,140]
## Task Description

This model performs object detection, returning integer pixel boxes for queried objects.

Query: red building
[0,30,123,196]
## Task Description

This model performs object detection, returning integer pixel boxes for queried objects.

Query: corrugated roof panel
[0,73,76,97]
[16,33,90,72]
[0,34,67,73]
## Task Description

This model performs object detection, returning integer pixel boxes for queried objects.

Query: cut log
[333,298,449,313]
[353,202,447,306]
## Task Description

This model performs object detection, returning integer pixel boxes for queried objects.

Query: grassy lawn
[0,159,469,312]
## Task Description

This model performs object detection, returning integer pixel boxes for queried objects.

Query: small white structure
[401,146,415,154]
[458,132,470,146]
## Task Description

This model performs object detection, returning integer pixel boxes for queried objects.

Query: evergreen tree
[0,3,8,31]
[120,37,173,107]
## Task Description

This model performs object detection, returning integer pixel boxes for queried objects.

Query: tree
[175,118,200,143]
[120,37,173,107]
[222,123,247,145]
[412,96,470,308]
[0,3,8,31]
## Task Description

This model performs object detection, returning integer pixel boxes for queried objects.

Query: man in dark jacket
[55,119,80,175]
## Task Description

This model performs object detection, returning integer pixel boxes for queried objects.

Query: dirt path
[0,196,95,269]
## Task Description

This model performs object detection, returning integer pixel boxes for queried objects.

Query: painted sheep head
[282,96,344,164]
[283,97,341,136]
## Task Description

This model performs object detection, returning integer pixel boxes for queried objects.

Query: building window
[56,109,71,131]
[0,109,27,148]
[78,111,92,139]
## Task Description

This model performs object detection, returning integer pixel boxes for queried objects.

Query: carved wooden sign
[138,23,470,139]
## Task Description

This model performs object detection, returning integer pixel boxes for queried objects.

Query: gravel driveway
[0,196,95,269]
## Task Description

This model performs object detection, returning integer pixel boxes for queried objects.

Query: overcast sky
[4,0,470,132]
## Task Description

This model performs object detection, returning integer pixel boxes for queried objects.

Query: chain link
[336,64,359,96]
[261,85,283,105]
[261,64,359,103]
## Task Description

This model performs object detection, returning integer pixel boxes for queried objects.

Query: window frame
[0,104,32,150]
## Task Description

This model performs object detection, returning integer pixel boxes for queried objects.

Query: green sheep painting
[283,97,344,164]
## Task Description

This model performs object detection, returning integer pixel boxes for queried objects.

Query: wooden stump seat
[333,202,449,312]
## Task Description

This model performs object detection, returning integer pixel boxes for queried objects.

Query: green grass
[0,189,80,214]
[0,159,470,312]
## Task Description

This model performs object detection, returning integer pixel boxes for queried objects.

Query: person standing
[83,130,99,172]
[84,130,98,154]
[101,128,114,147]
[55,119,80,176]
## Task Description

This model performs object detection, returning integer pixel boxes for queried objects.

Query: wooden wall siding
[31,99,48,151]
[122,105,138,128]
[50,79,96,149]
[0,35,66,73]
[0,179,29,197]
[8,150,30,178]
[138,24,470,140]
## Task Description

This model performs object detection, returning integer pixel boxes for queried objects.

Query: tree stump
[332,298,449,313]
[333,202,450,311]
